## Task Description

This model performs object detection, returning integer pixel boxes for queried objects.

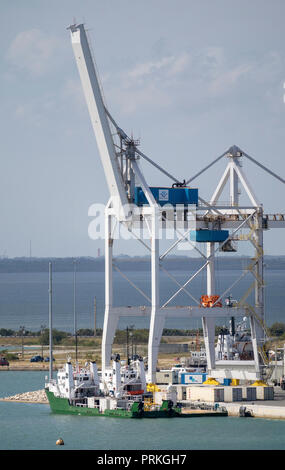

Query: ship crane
[68,23,285,383]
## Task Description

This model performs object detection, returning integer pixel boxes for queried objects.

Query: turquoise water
[1,372,285,450]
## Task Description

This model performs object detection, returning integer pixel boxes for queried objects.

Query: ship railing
[183,400,217,411]
[118,377,140,392]
[46,379,57,386]
[266,213,285,221]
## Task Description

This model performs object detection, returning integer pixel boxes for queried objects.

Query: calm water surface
[0,371,285,450]
[0,269,284,332]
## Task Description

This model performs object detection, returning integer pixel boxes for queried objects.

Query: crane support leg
[203,242,216,373]
[147,314,165,383]
[102,311,119,375]
[147,209,162,383]
[102,211,117,374]
[254,211,265,341]
[206,242,215,297]
[202,317,216,372]
[249,316,262,378]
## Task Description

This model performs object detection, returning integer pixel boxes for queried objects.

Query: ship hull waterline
[45,390,228,418]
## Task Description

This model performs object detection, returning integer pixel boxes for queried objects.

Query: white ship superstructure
[47,354,146,401]
[215,317,253,361]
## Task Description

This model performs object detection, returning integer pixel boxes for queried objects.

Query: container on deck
[99,398,111,412]
[154,388,177,406]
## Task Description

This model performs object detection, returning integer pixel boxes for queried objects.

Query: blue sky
[1,0,285,257]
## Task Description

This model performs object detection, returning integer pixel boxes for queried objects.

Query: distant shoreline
[0,255,284,273]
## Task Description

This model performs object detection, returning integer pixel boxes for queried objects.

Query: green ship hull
[45,389,182,418]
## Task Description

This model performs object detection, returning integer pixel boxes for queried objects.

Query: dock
[180,408,227,417]
[178,386,285,420]
[218,387,285,420]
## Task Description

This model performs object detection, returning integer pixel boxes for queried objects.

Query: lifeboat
[200,295,222,308]
[126,390,144,395]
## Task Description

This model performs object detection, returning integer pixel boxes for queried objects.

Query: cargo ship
[45,354,182,418]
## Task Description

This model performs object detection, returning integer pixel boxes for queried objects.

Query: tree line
[1,323,285,343]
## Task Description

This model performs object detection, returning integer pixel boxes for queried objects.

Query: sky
[1,0,285,258]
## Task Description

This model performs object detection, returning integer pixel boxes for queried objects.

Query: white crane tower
[68,23,285,383]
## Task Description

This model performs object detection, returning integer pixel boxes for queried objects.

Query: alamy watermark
[88,203,197,251]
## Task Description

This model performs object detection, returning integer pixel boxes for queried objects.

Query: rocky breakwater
[0,389,48,404]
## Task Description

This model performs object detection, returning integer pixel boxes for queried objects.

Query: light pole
[126,327,129,365]
[40,324,46,358]
[49,262,53,381]
[73,259,78,364]
[94,296,97,337]
[130,331,133,361]
[20,325,25,360]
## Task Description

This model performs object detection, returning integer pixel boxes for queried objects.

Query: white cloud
[127,56,175,79]
[6,29,60,77]
[126,53,192,81]
[209,63,253,95]
[106,45,284,116]
[167,53,190,76]
[208,51,284,97]
[110,83,172,115]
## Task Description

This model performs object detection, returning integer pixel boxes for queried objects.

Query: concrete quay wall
[220,402,285,420]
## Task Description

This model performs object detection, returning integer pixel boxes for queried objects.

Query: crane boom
[69,24,129,216]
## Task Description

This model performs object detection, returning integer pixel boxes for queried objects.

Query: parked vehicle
[30,355,44,362]
[44,356,55,362]
[0,357,9,366]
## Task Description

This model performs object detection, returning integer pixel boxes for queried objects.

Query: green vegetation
[0,326,256,346]
[0,329,15,337]
[269,322,285,337]
[0,349,19,361]
[39,329,69,345]
[0,327,199,342]
[114,329,149,344]
[162,328,203,336]
[77,328,103,336]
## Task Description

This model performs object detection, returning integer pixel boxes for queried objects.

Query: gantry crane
[68,23,285,383]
